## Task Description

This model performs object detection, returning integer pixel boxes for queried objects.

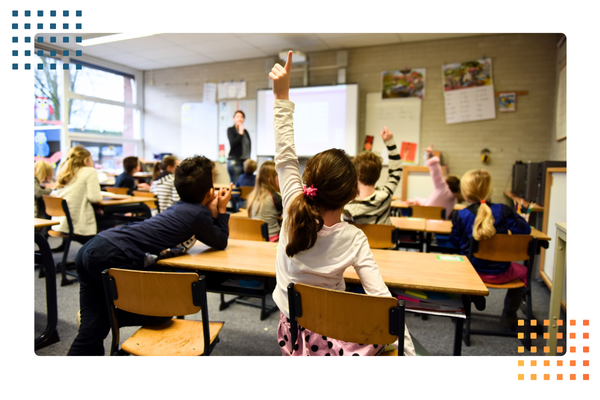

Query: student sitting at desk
[34,160,56,234]
[235,158,257,188]
[150,155,180,212]
[407,144,462,219]
[343,126,402,225]
[51,145,102,244]
[114,156,150,195]
[67,155,233,356]
[269,51,415,356]
[246,160,282,242]
[449,169,531,327]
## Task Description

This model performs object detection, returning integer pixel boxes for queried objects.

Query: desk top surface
[157,239,489,296]
[390,217,427,231]
[98,196,152,206]
[34,218,59,228]
[391,201,466,210]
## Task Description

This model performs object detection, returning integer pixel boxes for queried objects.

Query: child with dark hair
[67,155,233,356]
[269,51,415,356]
[343,126,403,225]
[407,144,462,219]
[114,156,150,195]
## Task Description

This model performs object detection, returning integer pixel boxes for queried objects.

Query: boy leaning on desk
[67,155,233,356]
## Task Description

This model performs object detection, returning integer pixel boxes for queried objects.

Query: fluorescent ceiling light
[80,33,161,46]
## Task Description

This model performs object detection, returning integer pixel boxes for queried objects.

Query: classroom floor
[34,235,567,356]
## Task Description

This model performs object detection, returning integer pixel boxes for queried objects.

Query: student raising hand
[269,50,292,100]
[381,126,393,142]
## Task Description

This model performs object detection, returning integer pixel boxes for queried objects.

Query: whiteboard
[218,100,257,161]
[542,172,566,285]
[181,102,218,160]
[365,93,421,165]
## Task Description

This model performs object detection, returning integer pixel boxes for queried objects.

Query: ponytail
[473,202,496,240]
[285,194,324,258]
[152,162,161,180]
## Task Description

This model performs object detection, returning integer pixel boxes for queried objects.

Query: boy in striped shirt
[343,126,402,225]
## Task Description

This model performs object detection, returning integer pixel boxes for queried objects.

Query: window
[33,44,143,174]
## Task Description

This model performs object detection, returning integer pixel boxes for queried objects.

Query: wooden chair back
[104,269,202,317]
[42,195,66,217]
[239,186,254,200]
[409,205,446,220]
[288,283,405,353]
[106,187,129,195]
[133,190,158,210]
[469,234,535,263]
[229,217,269,241]
[352,223,398,249]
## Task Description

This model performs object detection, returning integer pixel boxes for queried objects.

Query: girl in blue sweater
[450,169,531,327]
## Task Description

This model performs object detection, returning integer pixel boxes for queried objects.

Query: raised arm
[270,51,303,211]
[381,127,402,196]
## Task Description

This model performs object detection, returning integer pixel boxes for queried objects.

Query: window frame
[34,44,145,160]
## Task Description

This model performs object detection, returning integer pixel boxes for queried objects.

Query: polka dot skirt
[277,312,385,356]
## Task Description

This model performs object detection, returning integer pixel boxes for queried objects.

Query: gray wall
[143,33,565,203]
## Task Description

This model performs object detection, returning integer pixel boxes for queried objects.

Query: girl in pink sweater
[407,145,462,219]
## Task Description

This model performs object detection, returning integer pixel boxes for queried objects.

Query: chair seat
[122,319,224,356]
[47,229,67,238]
[484,279,525,289]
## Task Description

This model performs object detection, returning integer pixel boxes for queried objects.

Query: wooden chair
[133,190,159,212]
[464,234,539,347]
[106,187,129,195]
[221,217,276,319]
[351,223,398,249]
[239,186,254,200]
[408,205,446,220]
[43,195,78,286]
[228,217,269,242]
[287,282,406,356]
[101,268,223,356]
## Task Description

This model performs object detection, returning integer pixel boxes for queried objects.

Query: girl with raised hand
[269,51,415,356]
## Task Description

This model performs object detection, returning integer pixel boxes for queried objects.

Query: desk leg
[454,317,464,356]
[35,232,60,351]
[547,233,566,356]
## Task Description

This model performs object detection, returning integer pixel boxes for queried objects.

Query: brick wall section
[144,33,561,203]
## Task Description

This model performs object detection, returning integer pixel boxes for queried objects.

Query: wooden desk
[157,239,488,355]
[230,209,248,218]
[390,217,426,231]
[547,223,566,356]
[425,219,452,234]
[34,219,60,350]
[391,201,465,211]
[35,218,59,229]
[98,196,153,207]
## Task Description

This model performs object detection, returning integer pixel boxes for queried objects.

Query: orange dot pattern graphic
[517,319,591,381]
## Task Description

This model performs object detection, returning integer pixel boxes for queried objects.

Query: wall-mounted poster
[498,92,516,112]
[442,59,496,124]
[381,69,425,99]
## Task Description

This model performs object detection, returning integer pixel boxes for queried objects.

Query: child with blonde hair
[449,169,531,327]
[246,160,282,242]
[51,145,102,242]
[34,160,55,219]
[269,51,414,356]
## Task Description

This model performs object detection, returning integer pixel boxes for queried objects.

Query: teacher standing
[227,110,251,184]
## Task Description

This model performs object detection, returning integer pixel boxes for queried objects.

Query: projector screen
[256,84,358,157]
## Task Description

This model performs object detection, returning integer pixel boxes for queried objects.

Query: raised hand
[238,122,245,135]
[269,51,292,100]
[426,143,433,159]
[217,183,234,214]
[207,188,218,218]
[381,126,393,142]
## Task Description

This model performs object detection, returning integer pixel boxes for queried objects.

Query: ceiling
[46,33,488,71]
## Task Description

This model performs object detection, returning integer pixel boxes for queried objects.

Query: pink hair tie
[303,184,318,199]
[480,200,486,204]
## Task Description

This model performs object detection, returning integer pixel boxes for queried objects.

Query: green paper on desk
[436,255,463,262]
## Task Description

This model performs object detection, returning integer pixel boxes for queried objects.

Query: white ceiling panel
[38,33,488,71]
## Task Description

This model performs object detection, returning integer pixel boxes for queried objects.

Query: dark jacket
[449,202,531,275]
[227,126,251,160]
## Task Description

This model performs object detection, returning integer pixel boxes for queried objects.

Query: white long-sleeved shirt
[51,167,102,236]
[271,100,415,355]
